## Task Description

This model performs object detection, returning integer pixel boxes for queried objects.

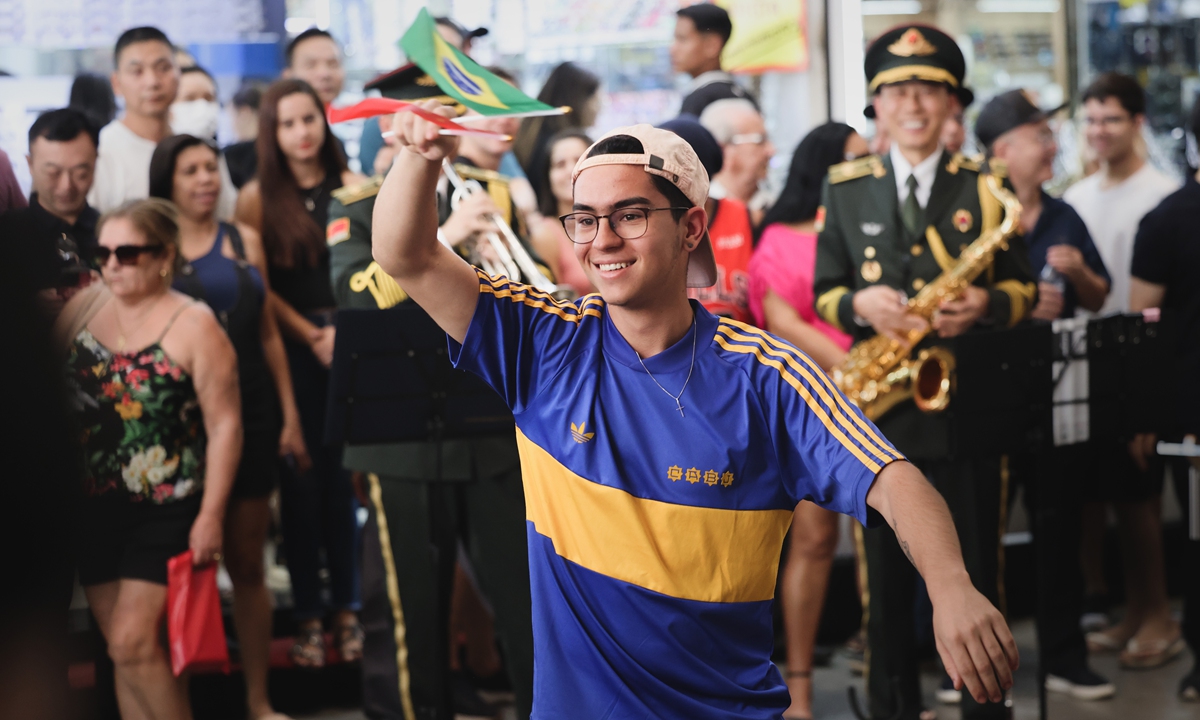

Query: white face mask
[171,99,221,140]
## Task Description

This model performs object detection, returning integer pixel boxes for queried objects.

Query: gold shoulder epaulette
[332,176,383,205]
[453,163,509,185]
[985,157,1008,179]
[829,155,885,184]
[946,153,982,175]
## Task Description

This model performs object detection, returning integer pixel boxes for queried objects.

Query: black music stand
[1087,312,1175,443]
[943,323,1054,457]
[324,306,512,449]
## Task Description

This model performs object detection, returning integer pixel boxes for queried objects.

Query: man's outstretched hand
[932,579,1019,704]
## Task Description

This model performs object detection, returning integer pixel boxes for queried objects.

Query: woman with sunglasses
[749,122,865,720]
[58,198,240,720]
[235,79,365,667]
[149,133,303,720]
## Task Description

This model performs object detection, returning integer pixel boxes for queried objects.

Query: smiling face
[275,91,326,164]
[571,164,704,310]
[171,144,222,218]
[97,216,174,299]
[994,119,1057,191]
[112,40,179,120]
[1083,96,1140,164]
[873,80,951,158]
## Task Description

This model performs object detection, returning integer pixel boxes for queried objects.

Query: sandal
[290,626,326,669]
[335,621,365,663]
[1120,635,1185,669]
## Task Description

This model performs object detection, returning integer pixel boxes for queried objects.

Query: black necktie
[902,174,922,237]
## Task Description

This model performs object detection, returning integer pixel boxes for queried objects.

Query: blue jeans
[280,329,361,620]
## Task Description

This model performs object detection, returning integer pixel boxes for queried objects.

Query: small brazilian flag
[400,8,554,116]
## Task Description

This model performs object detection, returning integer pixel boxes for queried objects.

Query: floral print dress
[66,328,205,503]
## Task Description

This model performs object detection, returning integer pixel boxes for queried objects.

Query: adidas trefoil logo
[570,421,595,444]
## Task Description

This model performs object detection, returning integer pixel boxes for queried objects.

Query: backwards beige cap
[571,124,717,289]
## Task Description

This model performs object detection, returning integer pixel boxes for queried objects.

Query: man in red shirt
[661,116,756,324]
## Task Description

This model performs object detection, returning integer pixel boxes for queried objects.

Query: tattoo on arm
[895,521,916,566]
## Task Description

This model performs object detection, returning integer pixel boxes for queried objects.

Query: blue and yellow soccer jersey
[449,270,904,719]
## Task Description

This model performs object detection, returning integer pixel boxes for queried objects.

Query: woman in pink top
[749,122,868,720]
[531,130,596,298]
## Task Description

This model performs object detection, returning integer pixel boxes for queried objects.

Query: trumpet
[441,160,575,301]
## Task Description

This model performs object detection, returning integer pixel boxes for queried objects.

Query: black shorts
[78,494,202,586]
[1084,440,1164,503]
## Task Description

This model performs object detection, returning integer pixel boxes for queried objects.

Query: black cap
[364,63,462,110]
[862,25,966,120]
[676,4,733,43]
[434,16,488,41]
[975,89,1068,149]
[658,115,723,180]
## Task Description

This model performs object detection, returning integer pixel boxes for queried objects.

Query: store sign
[714,0,808,74]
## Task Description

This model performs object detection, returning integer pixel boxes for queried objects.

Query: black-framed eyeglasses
[559,207,689,244]
[93,244,165,267]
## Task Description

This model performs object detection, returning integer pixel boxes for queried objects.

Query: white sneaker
[1045,669,1116,701]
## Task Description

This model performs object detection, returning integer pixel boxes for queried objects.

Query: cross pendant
[676,402,686,418]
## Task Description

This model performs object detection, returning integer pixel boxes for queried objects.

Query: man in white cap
[370,102,1018,719]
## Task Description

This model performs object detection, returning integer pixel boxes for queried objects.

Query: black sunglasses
[93,244,165,267]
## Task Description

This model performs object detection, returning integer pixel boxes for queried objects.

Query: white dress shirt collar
[890,144,943,209]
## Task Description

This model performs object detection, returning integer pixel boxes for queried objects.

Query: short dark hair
[149,134,219,202]
[28,108,99,150]
[180,65,215,85]
[584,135,693,221]
[232,83,264,110]
[1081,72,1146,117]
[114,26,172,66]
[676,4,732,45]
[69,74,116,129]
[286,28,336,66]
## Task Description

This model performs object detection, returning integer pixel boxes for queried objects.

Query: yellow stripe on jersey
[517,429,793,603]
[478,270,604,322]
[714,332,889,474]
[718,321,902,465]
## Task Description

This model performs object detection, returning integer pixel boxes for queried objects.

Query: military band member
[813,25,1035,720]
[326,64,534,720]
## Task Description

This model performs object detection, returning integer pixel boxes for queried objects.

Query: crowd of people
[1,5,1198,720]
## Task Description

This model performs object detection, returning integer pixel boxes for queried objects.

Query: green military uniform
[812,26,1035,720]
[327,64,534,720]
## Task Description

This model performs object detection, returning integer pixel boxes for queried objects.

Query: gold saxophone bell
[832,173,1021,421]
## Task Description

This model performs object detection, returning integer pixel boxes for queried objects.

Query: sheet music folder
[325,306,513,445]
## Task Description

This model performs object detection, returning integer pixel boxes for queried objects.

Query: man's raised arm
[371,102,483,344]
[866,461,1020,704]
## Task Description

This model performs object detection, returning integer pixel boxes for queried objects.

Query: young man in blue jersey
[371,103,1019,719]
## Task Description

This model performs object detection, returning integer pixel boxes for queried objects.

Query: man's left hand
[933,580,1019,704]
[1046,244,1085,280]
[934,286,990,337]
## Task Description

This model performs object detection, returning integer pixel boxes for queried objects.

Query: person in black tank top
[151,135,307,719]
[235,80,366,666]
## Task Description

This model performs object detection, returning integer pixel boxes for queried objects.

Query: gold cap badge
[888,28,938,58]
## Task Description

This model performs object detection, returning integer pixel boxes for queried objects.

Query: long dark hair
[537,129,593,218]
[759,122,858,235]
[256,79,347,268]
[514,62,600,177]
[149,134,219,203]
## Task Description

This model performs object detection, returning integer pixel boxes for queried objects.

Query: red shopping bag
[166,550,230,676]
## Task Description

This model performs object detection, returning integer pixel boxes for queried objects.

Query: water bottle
[1040,263,1065,293]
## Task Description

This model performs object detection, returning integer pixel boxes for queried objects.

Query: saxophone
[831,172,1022,421]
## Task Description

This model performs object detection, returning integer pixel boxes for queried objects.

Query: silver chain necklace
[635,316,697,418]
